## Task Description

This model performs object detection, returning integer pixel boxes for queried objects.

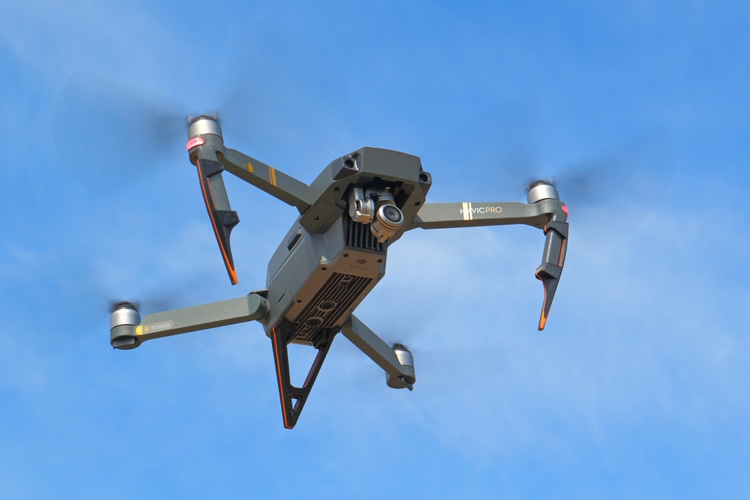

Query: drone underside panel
[289,272,373,344]
[265,215,388,346]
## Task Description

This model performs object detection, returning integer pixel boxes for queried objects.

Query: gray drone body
[110,116,569,429]
[265,147,430,348]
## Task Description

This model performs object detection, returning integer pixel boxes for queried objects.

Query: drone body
[110,116,568,428]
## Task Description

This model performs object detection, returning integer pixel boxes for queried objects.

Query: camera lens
[371,204,404,243]
[382,205,402,223]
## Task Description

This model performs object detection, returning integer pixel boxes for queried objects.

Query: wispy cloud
[1,0,180,81]
[2,1,750,497]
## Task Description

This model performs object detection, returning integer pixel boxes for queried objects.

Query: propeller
[52,71,186,192]
[0,239,222,357]
[52,22,350,194]
[422,103,676,247]
[523,130,675,246]
[316,308,490,405]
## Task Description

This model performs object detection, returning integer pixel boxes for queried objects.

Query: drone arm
[406,200,562,231]
[188,124,310,284]
[340,315,415,390]
[407,200,569,330]
[220,148,312,213]
[109,293,269,349]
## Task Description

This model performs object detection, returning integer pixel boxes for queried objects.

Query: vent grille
[344,216,387,252]
[291,273,373,344]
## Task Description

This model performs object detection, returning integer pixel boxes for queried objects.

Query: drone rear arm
[407,200,569,330]
[340,315,416,390]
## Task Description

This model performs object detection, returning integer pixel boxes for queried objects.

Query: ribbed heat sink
[344,217,387,252]
[291,273,372,344]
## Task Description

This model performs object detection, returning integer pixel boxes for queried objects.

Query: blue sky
[2,1,749,498]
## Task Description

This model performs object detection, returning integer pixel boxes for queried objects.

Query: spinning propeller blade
[424,103,676,246]
[52,71,185,192]
[526,130,675,246]
[52,22,349,194]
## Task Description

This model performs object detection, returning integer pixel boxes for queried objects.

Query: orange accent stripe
[271,327,290,428]
[538,274,548,331]
[558,238,567,267]
[268,166,277,187]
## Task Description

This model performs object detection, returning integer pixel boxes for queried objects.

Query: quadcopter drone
[109,115,569,429]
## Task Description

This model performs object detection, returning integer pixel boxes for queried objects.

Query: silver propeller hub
[187,115,223,140]
[527,180,560,204]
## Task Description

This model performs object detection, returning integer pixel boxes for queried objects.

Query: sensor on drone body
[109,115,569,429]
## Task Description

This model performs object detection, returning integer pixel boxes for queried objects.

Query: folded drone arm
[406,200,569,331]
[220,148,312,213]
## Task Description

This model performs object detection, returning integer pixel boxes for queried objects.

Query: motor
[386,343,415,390]
[110,302,141,350]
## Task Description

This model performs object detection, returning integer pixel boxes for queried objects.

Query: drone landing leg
[195,158,240,285]
[270,322,336,429]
